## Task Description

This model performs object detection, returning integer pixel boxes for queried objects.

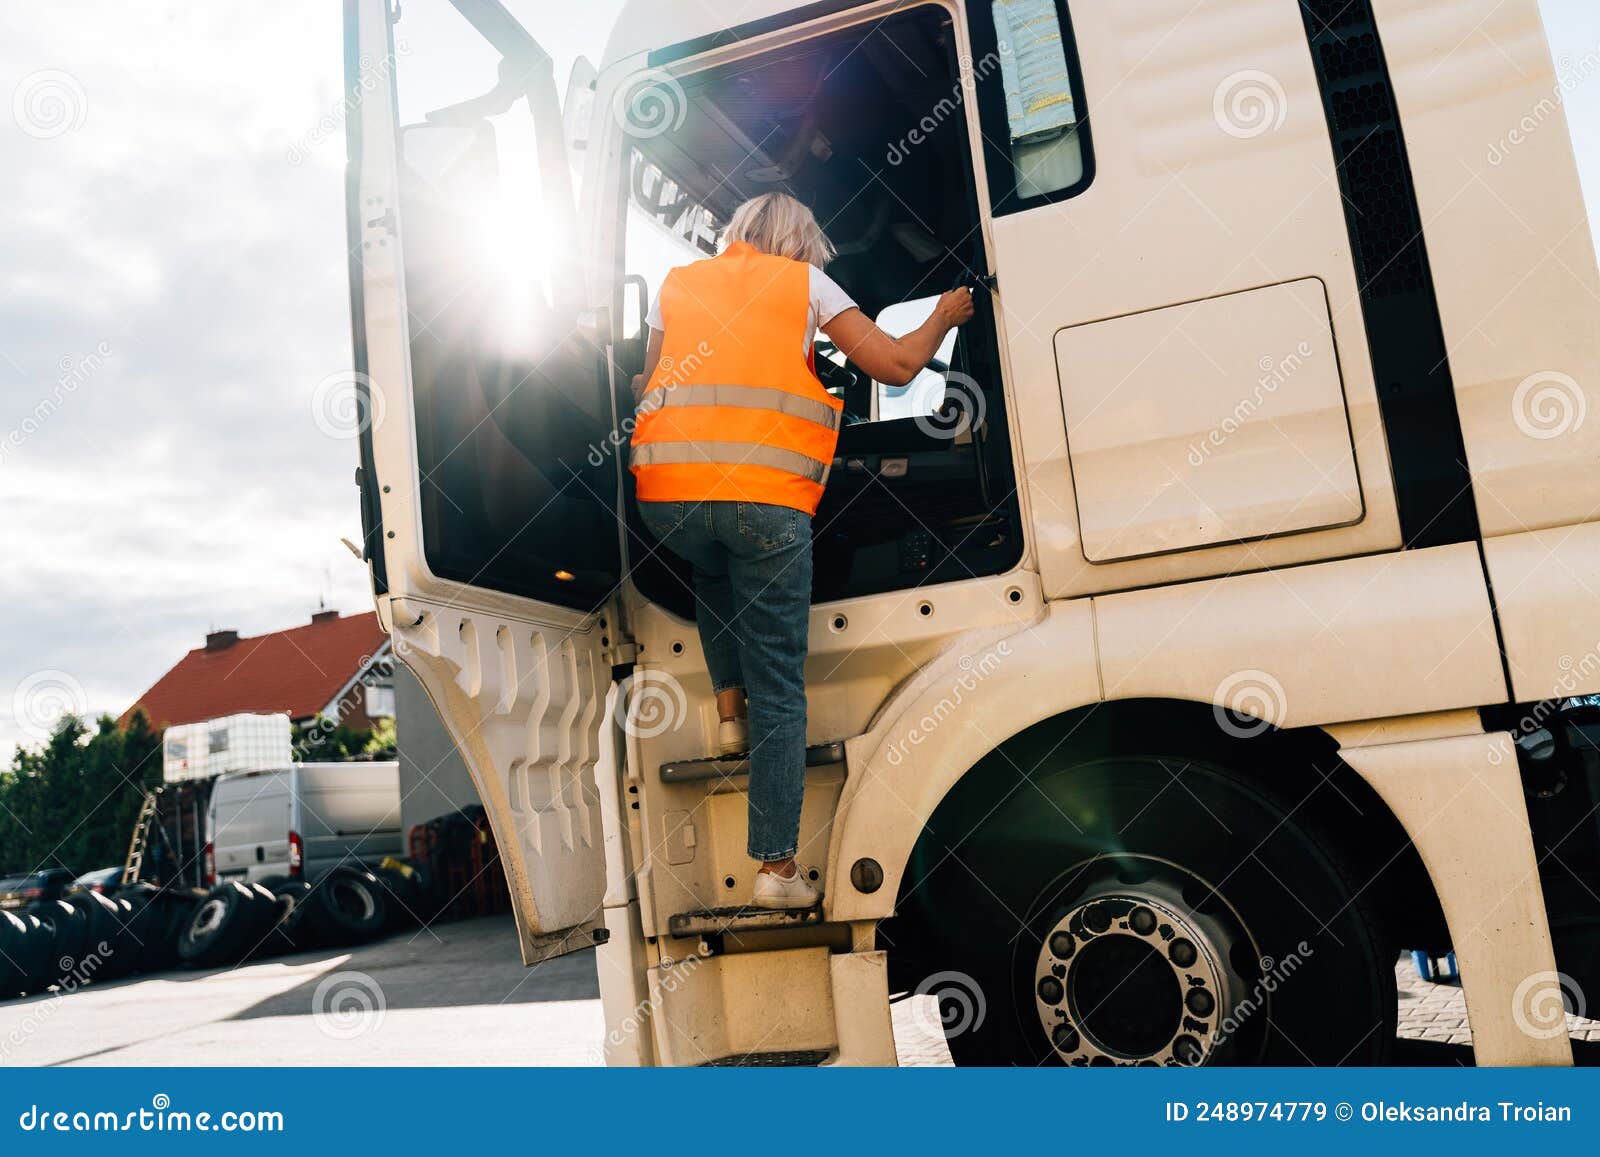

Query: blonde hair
[722,193,836,268]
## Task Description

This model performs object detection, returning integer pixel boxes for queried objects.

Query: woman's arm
[630,326,665,405]
[821,288,975,387]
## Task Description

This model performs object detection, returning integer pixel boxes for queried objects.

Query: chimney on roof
[310,609,340,625]
[205,629,239,652]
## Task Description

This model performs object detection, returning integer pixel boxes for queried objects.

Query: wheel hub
[191,897,226,937]
[1032,862,1255,1066]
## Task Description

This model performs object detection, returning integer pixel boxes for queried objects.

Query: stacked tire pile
[0,884,194,999]
[0,860,432,1001]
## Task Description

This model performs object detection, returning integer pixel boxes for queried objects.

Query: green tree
[289,715,394,762]
[0,710,163,876]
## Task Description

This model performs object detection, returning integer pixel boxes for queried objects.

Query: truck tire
[376,864,422,929]
[15,913,58,995]
[259,880,315,954]
[179,882,269,968]
[307,867,388,945]
[95,895,143,982]
[0,911,31,998]
[902,756,1394,1066]
[30,898,90,989]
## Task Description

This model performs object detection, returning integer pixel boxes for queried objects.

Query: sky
[1,0,1599,761]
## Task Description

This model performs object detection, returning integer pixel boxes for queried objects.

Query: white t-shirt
[646,265,858,358]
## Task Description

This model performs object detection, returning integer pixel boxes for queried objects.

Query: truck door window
[970,0,1094,211]
[874,296,960,422]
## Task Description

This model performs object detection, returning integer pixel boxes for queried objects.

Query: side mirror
[564,56,598,155]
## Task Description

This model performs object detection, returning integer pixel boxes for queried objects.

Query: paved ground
[1,916,1595,1065]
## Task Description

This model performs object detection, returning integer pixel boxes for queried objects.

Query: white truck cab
[342,0,1600,1066]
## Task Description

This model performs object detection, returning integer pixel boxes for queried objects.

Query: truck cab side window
[971,0,1094,211]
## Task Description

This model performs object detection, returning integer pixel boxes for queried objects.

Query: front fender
[826,600,1101,922]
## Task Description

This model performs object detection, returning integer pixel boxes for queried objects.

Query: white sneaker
[751,865,819,910]
[717,718,748,757]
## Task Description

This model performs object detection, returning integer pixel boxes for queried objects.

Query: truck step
[667,902,823,938]
[701,1050,829,1067]
[659,740,844,784]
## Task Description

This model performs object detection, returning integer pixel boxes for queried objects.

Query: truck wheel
[179,882,268,968]
[94,895,143,982]
[308,867,389,945]
[911,756,1393,1066]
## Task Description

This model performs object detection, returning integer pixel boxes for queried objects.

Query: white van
[205,763,402,884]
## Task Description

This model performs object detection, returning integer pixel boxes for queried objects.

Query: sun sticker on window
[992,0,1078,143]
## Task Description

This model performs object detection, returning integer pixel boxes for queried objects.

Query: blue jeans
[638,500,812,861]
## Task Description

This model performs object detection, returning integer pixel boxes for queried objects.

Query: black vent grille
[1298,0,1479,548]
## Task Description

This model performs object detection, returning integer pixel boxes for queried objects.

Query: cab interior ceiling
[635,7,977,318]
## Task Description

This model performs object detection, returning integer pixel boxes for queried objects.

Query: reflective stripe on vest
[637,382,843,431]
[631,440,829,484]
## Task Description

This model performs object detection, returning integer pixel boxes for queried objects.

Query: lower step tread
[701,1049,829,1067]
[668,903,823,938]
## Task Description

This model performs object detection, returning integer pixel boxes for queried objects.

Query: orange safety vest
[630,241,844,516]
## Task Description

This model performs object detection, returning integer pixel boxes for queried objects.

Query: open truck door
[343,0,622,962]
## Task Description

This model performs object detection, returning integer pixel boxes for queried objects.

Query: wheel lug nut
[1174,1034,1204,1065]
[1129,905,1157,935]
[1037,975,1064,1005]
[1185,987,1215,1017]
[1052,1023,1080,1053]
[1169,937,1198,967]
[1049,931,1075,959]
